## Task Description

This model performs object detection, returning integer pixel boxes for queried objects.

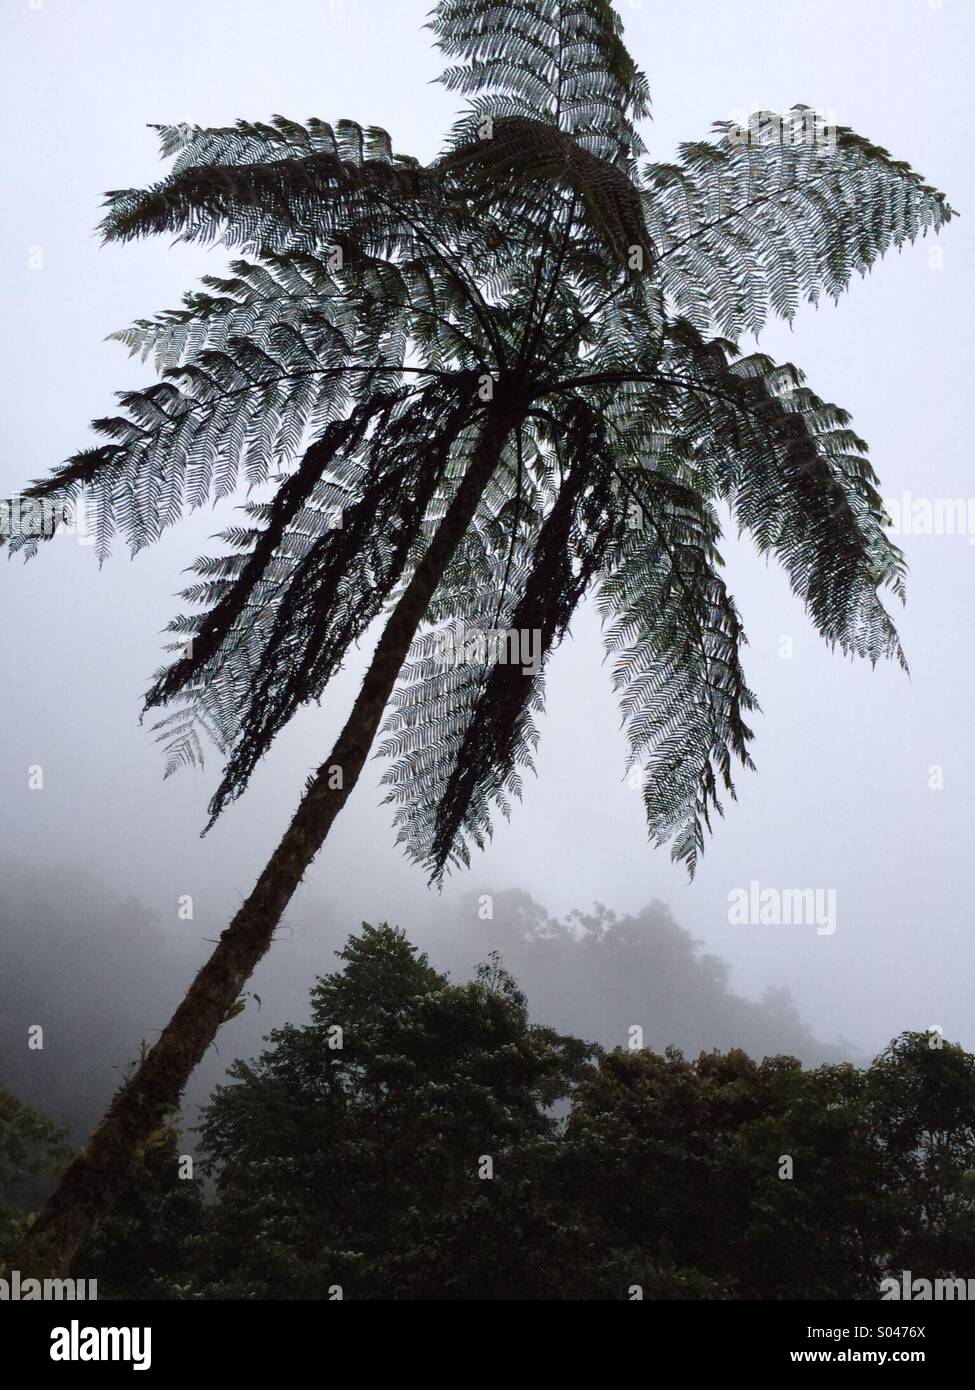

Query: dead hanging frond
[381,400,623,881]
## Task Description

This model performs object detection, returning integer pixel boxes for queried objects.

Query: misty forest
[2,0,973,1305]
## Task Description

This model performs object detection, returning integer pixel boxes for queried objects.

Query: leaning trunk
[13,398,522,1279]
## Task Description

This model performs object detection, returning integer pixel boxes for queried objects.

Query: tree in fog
[5,0,952,1274]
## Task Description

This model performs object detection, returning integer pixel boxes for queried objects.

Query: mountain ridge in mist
[0,855,858,1143]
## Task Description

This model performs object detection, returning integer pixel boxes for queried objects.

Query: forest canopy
[4,920,972,1300]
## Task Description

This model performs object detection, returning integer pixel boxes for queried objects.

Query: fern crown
[3,0,954,877]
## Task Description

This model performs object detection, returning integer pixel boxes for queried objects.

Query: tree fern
[11,0,956,1281]
[4,1,952,874]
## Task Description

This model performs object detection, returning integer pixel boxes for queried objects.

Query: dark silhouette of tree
[865,1032,975,1280]
[61,932,974,1300]
[0,858,851,1156]
[189,924,598,1299]
[5,0,952,1274]
[565,1047,889,1298]
[0,1085,68,1268]
[567,1033,975,1298]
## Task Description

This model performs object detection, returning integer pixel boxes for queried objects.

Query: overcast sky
[2,0,973,1058]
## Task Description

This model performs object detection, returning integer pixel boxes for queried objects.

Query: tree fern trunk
[14,398,522,1279]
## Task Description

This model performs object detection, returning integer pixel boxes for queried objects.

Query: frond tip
[598,473,759,878]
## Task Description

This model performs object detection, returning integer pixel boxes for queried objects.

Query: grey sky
[1,0,973,1058]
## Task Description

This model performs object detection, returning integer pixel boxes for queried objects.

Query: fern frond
[101,117,432,257]
[658,321,906,667]
[438,116,653,268]
[7,5,952,882]
[597,472,758,877]
[175,377,483,823]
[644,108,955,335]
[432,0,651,164]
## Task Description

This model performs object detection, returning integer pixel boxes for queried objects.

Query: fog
[1,0,972,1116]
